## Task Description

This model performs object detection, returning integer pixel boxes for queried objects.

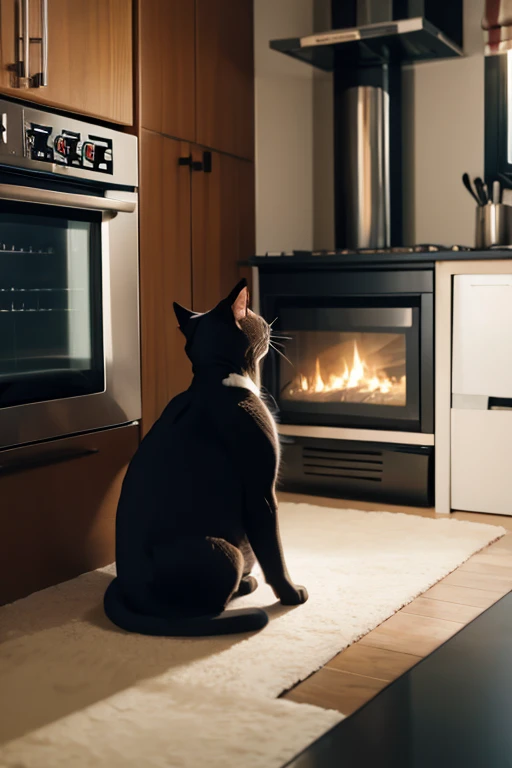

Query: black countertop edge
[244,251,512,269]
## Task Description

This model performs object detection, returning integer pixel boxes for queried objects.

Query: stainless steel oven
[0,99,140,450]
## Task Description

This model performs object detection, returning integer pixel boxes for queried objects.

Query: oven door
[0,182,140,449]
[261,271,433,434]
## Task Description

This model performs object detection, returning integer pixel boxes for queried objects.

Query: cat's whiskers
[269,342,293,367]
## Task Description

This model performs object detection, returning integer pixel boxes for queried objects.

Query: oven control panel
[24,120,113,175]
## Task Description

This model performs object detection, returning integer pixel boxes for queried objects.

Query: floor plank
[489,534,512,551]
[326,644,421,682]
[401,596,483,623]
[422,582,502,609]
[359,611,463,656]
[459,560,512,577]
[463,550,512,568]
[441,570,512,593]
[283,667,387,716]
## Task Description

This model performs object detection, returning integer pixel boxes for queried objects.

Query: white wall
[403,0,485,246]
[254,0,314,253]
[255,0,484,251]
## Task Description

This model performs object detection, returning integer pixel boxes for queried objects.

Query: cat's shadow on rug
[0,569,298,747]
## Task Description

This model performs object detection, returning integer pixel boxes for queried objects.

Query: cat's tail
[103,577,269,637]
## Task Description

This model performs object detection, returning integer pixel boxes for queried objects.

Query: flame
[313,357,325,393]
[289,340,405,398]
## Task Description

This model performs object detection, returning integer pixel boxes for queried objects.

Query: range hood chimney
[270,1,463,249]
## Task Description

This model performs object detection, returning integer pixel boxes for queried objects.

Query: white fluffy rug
[0,502,505,767]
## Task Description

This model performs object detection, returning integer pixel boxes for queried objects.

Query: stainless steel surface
[1,113,7,144]
[0,99,138,187]
[0,190,141,450]
[475,203,512,248]
[357,0,393,26]
[0,103,140,450]
[298,17,461,55]
[22,0,30,85]
[278,424,435,446]
[341,85,389,249]
[41,0,48,87]
[0,183,136,214]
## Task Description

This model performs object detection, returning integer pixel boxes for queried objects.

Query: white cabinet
[452,274,512,398]
[451,274,512,515]
[451,409,512,515]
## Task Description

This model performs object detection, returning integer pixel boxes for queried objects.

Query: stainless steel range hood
[270,17,463,72]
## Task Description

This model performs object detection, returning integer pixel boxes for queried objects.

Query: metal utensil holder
[475,203,512,248]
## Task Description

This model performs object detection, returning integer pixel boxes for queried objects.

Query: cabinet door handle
[19,0,30,87]
[40,0,48,87]
[29,0,48,87]
[178,155,192,166]
[191,159,204,171]
[0,448,99,477]
[203,151,212,173]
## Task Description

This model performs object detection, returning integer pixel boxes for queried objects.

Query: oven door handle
[0,447,99,476]
[0,183,136,214]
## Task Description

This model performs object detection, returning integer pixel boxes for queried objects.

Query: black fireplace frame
[259,268,434,435]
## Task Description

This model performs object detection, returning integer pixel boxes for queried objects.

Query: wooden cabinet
[139,130,193,434]
[139,132,255,432]
[195,0,254,160]
[0,424,138,606]
[139,0,195,139]
[0,0,133,125]
[138,0,254,159]
[138,0,255,434]
[192,149,255,312]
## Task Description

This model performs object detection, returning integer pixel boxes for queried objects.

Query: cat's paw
[233,575,258,598]
[277,584,309,606]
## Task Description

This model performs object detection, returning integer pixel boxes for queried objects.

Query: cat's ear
[226,279,249,323]
[173,302,194,331]
[232,286,249,323]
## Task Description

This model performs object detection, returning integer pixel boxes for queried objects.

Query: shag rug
[0,503,506,767]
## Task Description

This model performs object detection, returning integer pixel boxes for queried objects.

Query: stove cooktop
[264,245,475,256]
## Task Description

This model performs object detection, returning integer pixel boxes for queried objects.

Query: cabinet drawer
[0,424,138,605]
[451,409,512,515]
[452,274,512,398]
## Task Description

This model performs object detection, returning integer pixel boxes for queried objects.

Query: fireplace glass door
[266,300,423,431]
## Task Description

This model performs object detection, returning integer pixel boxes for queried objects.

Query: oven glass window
[282,331,407,407]
[0,202,103,408]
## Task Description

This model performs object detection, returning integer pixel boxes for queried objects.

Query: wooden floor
[278,492,512,717]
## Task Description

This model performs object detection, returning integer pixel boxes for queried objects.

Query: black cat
[103,279,308,636]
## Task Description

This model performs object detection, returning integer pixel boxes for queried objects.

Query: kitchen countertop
[247,250,512,269]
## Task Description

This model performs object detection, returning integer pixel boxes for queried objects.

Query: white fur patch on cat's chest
[222,373,260,398]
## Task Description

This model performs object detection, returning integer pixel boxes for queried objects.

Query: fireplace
[256,264,434,506]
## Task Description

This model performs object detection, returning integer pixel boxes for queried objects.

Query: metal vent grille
[302,444,383,483]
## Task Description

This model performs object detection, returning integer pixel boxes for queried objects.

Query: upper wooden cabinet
[138,0,254,159]
[195,0,254,160]
[139,0,195,139]
[0,0,133,125]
